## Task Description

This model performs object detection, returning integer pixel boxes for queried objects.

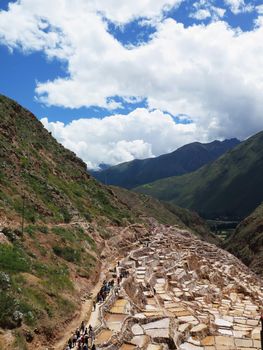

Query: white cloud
[34,18,263,144]
[190,9,211,20]
[212,6,226,19]
[0,0,263,167]
[255,5,263,27]
[190,1,226,21]
[224,0,254,14]
[256,5,263,15]
[90,0,183,24]
[41,108,197,169]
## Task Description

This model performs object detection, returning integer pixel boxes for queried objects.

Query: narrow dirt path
[51,225,142,350]
[53,249,118,350]
[53,271,106,350]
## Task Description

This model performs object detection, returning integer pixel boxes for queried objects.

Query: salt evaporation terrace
[88,224,262,350]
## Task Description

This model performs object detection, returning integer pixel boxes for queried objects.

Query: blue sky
[0,0,263,168]
[0,0,261,121]
[0,38,149,123]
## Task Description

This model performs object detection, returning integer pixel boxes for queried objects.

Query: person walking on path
[73,332,77,346]
[88,325,95,345]
[76,328,80,339]
[81,320,85,334]
[67,338,73,349]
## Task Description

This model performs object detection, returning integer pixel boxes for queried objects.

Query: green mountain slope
[0,94,133,226]
[224,202,263,276]
[0,95,214,348]
[135,131,263,220]
[0,94,134,342]
[91,139,240,189]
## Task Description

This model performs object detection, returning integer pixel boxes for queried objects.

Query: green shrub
[18,301,36,326]
[25,225,36,237]
[51,227,75,242]
[0,245,30,273]
[85,234,96,250]
[53,246,81,263]
[56,296,75,317]
[81,251,96,271]
[61,208,72,223]
[84,212,92,222]
[33,262,73,291]
[0,292,18,328]
[38,225,49,234]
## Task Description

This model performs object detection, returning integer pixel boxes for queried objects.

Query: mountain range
[135,131,263,220]
[93,125,263,276]
[91,139,240,189]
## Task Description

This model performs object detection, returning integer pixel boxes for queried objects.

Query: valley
[0,95,262,349]
[206,221,238,241]
[0,0,262,348]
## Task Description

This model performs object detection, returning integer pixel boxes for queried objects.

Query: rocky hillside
[0,95,133,226]
[92,139,240,189]
[0,95,215,349]
[135,131,263,220]
[111,186,219,245]
[0,94,134,348]
[224,202,263,277]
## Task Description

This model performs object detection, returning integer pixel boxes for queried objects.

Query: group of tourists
[96,279,114,304]
[116,263,129,285]
[65,323,96,350]
[64,262,129,350]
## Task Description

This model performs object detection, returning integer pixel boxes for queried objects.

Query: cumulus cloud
[90,0,183,24]
[0,0,263,167]
[190,9,211,20]
[41,108,197,169]
[256,5,263,15]
[224,0,254,14]
[190,1,226,21]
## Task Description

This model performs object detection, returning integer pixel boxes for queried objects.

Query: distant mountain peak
[135,130,263,221]
[91,138,240,189]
